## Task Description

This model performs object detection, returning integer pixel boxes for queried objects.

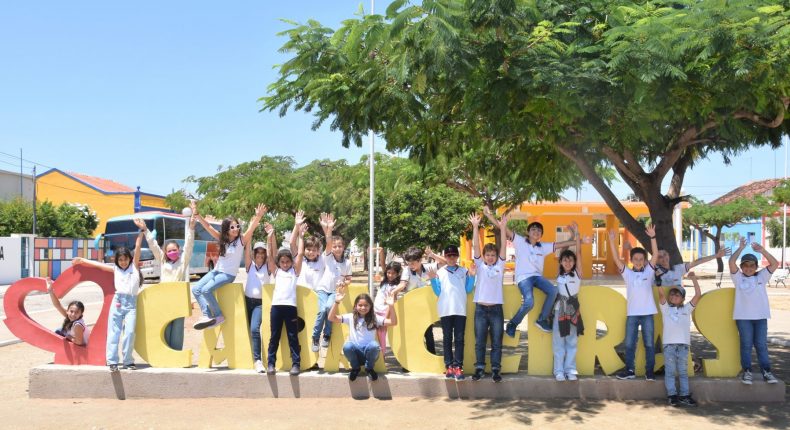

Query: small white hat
[253,242,267,250]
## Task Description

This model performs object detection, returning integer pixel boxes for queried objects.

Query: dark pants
[440,315,466,368]
[474,304,504,371]
[267,305,300,367]
[425,326,436,354]
[245,297,263,361]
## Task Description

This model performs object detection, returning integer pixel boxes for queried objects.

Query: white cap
[253,242,267,250]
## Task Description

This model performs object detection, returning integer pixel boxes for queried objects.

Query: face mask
[166,250,180,261]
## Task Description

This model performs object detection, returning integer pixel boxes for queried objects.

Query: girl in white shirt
[552,223,584,382]
[244,235,271,373]
[374,261,402,352]
[192,203,267,330]
[48,280,88,346]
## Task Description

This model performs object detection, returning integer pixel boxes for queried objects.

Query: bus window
[195,223,216,241]
[164,217,186,241]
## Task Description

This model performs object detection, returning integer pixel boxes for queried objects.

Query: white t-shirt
[402,263,438,292]
[731,269,772,320]
[655,263,688,287]
[660,301,694,345]
[374,282,397,314]
[244,263,270,299]
[622,265,658,316]
[216,238,244,276]
[114,265,141,296]
[555,271,582,311]
[317,254,352,293]
[272,268,298,306]
[473,257,504,305]
[435,265,470,317]
[513,234,555,283]
[298,254,325,289]
[69,318,89,345]
[340,312,385,347]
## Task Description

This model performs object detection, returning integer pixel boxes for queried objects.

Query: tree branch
[733,100,788,128]
[602,147,644,187]
[653,120,717,181]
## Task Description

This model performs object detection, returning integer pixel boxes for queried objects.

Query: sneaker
[311,338,320,353]
[645,371,656,381]
[108,364,119,372]
[455,367,465,380]
[208,315,225,328]
[492,370,503,383]
[505,322,516,338]
[616,369,636,380]
[534,319,552,333]
[193,316,216,330]
[289,364,300,376]
[763,370,779,384]
[254,360,264,373]
[555,373,567,382]
[472,368,484,381]
[123,363,137,370]
[349,368,360,381]
[678,395,698,407]
[321,337,330,348]
[667,395,679,407]
[367,368,378,381]
[566,373,578,381]
[741,369,753,385]
[445,367,454,379]
[267,363,276,375]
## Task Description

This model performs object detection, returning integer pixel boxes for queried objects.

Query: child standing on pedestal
[243,229,272,374]
[552,222,586,382]
[311,213,352,351]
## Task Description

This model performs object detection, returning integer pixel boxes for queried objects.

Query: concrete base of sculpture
[29,365,784,402]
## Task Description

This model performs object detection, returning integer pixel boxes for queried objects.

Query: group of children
[47,202,781,405]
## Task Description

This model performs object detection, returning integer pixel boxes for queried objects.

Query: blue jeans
[474,304,504,371]
[510,276,558,327]
[440,315,466,367]
[624,314,655,373]
[191,270,236,318]
[663,344,689,396]
[736,319,771,371]
[106,293,137,366]
[343,341,381,370]
[312,291,335,340]
[268,305,300,366]
[552,311,578,376]
[246,297,263,361]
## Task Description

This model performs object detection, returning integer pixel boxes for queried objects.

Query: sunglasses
[229,224,241,230]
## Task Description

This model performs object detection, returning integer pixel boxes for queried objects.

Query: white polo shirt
[622,264,658,316]
[298,254,325,290]
[435,265,471,317]
[316,253,352,293]
[473,257,504,305]
[244,263,270,299]
[402,263,438,292]
[660,301,694,345]
[513,233,554,283]
[731,269,772,320]
[272,267,298,306]
[114,265,141,296]
[340,313,384,348]
[216,238,244,276]
[555,271,581,311]
[655,263,688,287]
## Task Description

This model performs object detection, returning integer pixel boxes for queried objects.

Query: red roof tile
[67,172,135,193]
[710,178,781,205]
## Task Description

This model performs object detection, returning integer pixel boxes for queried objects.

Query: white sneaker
[208,315,226,328]
[566,373,578,381]
[741,369,753,385]
[763,370,778,384]
[254,360,264,373]
[555,373,566,381]
[193,316,216,330]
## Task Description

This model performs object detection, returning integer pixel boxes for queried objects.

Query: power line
[0,150,55,170]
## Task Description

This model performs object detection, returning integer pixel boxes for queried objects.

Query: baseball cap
[253,242,267,250]
[444,245,460,256]
[668,285,686,299]
[740,254,758,264]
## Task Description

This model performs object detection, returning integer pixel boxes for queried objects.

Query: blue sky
[1,1,787,204]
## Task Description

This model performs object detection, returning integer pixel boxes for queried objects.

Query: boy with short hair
[289,211,327,353]
[483,208,579,336]
[395,246,444,354]
[311,212,352,352]
[729,237,780,385]
[609,224,659,381]
[657,272,702,407]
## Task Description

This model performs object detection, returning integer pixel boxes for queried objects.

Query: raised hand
[469,213,481,227]
[189,215,197,229]
[468,262,477,276]
[133,218,147,230]
[751,242,765,252]
[686,271,697,279]
[568,221,579,237]
[321,213,336,230]
[499,214,509,229]
[334,284,346,302]
[425,246,435,258]
[608,230,616,242]
[427,266,438,279]
[645,224,656,238]
[385,292,396,306]
[294,210,305,226]
[582,235,593,244]
[738,237,747,249]
[299,223,309,235]
[255,204,268,218]
[715,247,730,258]
[264,222,274,236]
[190,199,198,216]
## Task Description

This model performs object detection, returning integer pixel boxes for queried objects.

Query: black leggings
[267,305,300,366]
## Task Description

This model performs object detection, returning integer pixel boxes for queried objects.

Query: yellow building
[36,169,170,234]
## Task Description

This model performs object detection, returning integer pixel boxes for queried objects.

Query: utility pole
[32,165,37,235]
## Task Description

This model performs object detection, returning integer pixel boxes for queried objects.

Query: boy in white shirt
[609,224,659,381]
[395,246,444,355]
[657,272,702,407]
[289,211,327,353]
[728,237,780,385]
[312,212,352,352]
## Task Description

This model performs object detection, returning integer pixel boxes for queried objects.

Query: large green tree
[0,199,99,237]
[263,0,790,264]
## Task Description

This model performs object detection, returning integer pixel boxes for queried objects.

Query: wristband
[648,236,655,239]
[334,301,342,304]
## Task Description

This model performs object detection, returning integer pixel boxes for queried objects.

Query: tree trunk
[641,187,684,265]
[713,230,724,273]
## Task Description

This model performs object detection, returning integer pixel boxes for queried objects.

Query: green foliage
[766,217,790,248]
[164,190,191,213]
[684,195,777,234]
[773,179,790,205]
[0,198,99,237]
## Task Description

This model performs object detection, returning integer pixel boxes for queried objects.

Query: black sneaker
[108,364,119,373]
[289,364,300,376]
[267,363,276,375]
[472,368,484,381]
[678,395,697,407]
[534,319,552,333]
[311,337,320,352]
[667,395,679,407]
[763,370,779,384]
[349,368,360,381]
[123,363,137,371]
[645,370,655,381]
[367,368,378,381]
[616,369,636,380]
[492,370,503,383]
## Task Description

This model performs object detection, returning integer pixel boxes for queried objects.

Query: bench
[771,268,789,288]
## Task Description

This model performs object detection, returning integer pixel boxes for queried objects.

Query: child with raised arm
[553,222,586,382]
[483,207,578,336]
[133,201,196,350]
[191,203,267,330]
[396,246,444,356]
[658,271,702,407]
[266,218,305,376]
[47,280,88,346]
[72,230,144,372]
[329,288,398,381]
[243,226,272,374]
[655,247,728,288]
[469,213,507,382]
[374,261,403,352]
[729,237,780,385]
[427,244,476,380]
[311,213,352,351]
[610,224,659,381]
[288,211,327,352]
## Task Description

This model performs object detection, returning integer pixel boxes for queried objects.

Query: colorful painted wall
[33,237,103,280]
